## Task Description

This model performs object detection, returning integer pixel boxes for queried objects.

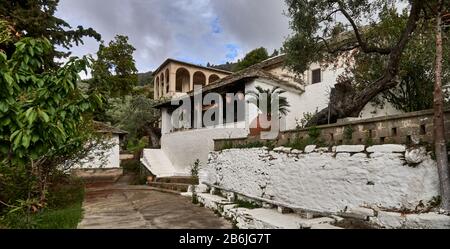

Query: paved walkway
[77,180,232,229]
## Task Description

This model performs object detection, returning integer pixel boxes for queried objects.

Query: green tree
[0,37,103,206]
[271,49,280,57]
[235,47,269,71]
[346,7,450,113]
[0,20,14,48]
[89,35,138,98]
[283,0,448,125]
[0,0,101,67]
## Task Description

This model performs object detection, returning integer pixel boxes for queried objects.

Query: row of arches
[155,67,222,98]
[155,68,170,98]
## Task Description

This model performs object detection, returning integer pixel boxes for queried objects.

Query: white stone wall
[161,108,172,135]
[201,145,440,213]
[358,101,404,120]
[161,127,248,173]
[73,135,121,169]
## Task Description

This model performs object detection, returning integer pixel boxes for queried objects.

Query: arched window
[161,72,165,94]
[165,68,170,93]
[208,74,220,84]
[176,68,190,92]
[193,71,206,87]
[155,76,160,98]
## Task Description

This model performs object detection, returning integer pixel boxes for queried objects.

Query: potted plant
[247,86,290,136]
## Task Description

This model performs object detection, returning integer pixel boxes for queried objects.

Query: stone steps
[147,182,190,192]
[195,193,340,229]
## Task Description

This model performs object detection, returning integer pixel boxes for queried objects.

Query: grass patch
[2,203,83,229]
[0,176,85,229]
[221,141,275,150]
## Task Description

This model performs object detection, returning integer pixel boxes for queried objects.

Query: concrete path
[77,180,232,229]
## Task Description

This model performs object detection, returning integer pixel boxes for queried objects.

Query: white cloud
[56,0,291,72]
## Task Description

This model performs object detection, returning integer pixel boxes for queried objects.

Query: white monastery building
[141,55,402,177]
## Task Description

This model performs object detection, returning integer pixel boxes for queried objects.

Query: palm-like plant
[247,86,290,118]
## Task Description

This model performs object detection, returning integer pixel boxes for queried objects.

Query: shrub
[220,140,275,150]
[0,175,85,229]
[343,125,354,143]
[308,126,320,140]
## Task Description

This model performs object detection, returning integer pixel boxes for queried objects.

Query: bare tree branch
[337,6,393,54]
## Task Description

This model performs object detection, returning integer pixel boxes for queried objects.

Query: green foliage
[45,175,85,209]
[285,137,310,151]
[347,7,449,112]
[0,37,103,212]
[283,0,449,113]
[343,125,354,142]
[0,20,14,47]
[137,71,154,87]
[0,165,38,209]
[235,47,269,71]
[365,133,374,147]
[126,137,148,154]
[308,126,320,140]
[89,35,138,98]
[104,95,159,147]
[285,127,326,150]
[190,159,201,179]
[247,86,291,117]
[0,37,102,165]
[0,176,84,229]
[0,0,101,67]
[220,140,275,150]
[295,111,317,130]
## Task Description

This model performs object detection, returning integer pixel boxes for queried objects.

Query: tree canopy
[283,0,449,125]
[89,35,138,98]
[0,37,103,205]
[235,47,269,71]
[0,0,101,67]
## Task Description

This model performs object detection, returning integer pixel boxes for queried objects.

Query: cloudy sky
[56,0,292,73]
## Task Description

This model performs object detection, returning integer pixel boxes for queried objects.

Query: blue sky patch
[225,44,240,61]
[210,17,223,34]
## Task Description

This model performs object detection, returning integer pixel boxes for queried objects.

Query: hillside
[137,71,154,86]
[210,62,238,72]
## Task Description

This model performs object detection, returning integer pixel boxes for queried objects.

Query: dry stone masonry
[199,144,450,228]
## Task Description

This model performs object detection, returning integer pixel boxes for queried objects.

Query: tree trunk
[433,0,450,212]
[307,1,423,126]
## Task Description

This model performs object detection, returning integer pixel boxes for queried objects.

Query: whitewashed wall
[161,108,172,134]
[73,135,120,169]
[358,101,404,120]
[161,127,248,173]
[201,146,440,213]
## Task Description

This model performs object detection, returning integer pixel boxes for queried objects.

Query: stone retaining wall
[214,109,450,150]
[201,144,440,214]
[71,168,123,183]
